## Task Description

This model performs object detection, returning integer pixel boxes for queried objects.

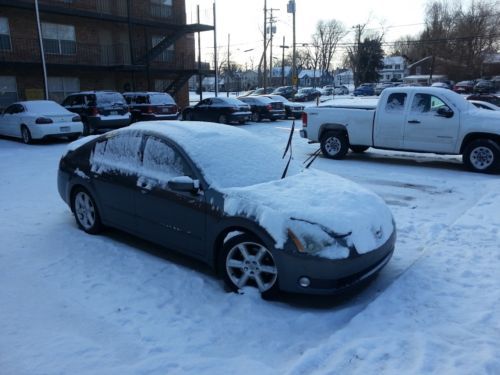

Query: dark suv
[62,91,131,135]
[237,96,285,122]
[123,92,179,122]
[272,86,296,99]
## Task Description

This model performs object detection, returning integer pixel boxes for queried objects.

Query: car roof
[123,91,171,95]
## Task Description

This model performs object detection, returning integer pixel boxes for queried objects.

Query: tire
[218,114,228,124]
[350,145,369,153]
[21,126,32,144]
[82,122,91,136]
[463,139,500,173]
[67,135,80,142]
[219,233,279,297]
[270,118,277,122]
[238,120,246,125]
[251,112,260,122]
[71,187,103,234]
[320,131,349,159]
[184,112,193,121]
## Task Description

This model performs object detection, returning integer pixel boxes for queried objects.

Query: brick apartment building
[0,0,214,109]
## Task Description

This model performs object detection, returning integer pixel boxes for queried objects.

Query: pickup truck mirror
[436,107,454,118]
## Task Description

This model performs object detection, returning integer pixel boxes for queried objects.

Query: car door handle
[408,120,421,124]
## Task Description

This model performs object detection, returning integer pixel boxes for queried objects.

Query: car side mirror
[168,176,200,193]
[436,107,454,118]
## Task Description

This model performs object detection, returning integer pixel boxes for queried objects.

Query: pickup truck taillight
[90,107,99,116]
[266,104,273,110]
[302,112,307,127]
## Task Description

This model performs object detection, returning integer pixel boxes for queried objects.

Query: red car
[453,81,475,94]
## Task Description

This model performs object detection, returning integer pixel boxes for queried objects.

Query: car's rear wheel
[219,233,279,297]
[184,112,193,121]
[251,112,260,122]
[72,188,103,234]
[218,114,228,124]
[463,139,500,173]
[21,126,32,144]
[350,145,369,153]
[320,131,349,159]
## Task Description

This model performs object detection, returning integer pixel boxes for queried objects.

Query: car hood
[221,169,394,259]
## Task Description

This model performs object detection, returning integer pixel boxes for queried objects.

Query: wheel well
[460,133,500,153]
[212,226,264,273]
[319,124,348,141]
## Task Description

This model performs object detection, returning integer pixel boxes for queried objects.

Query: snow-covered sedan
[0,100,83,144]
[58,121,396,297]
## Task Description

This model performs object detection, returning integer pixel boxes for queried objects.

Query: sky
[185,0,430,69]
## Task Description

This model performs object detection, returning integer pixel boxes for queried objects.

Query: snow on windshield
[130,121,299,188]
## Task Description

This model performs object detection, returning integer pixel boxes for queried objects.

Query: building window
[0,76,17,109]
[48,76,79,103]
[152,36,174,62]
[42,22,76,55]
[394,64,401,70]
[151,0,173,18]
[0,17,11,51]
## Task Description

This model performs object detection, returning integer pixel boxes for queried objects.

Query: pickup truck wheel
[251,112,261,122]
[350,145,369,153]
[320,131,349,159]
[463,139,500,173]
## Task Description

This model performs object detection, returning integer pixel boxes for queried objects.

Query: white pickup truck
[300,87,500,173]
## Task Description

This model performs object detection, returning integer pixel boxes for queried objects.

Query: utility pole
[34,0,48,99]
[268,8,278,86]
[197,5,202,102]
[263,0,267,89]
[213,1,218,97]
[226,33,230,97]
[353,24,362,86]
[287,0,296,90]
[280,36,289,86]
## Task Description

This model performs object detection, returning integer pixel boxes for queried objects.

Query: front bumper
[272,229,396,295]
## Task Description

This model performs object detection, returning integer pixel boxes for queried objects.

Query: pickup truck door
[403,93,460,153]
[373,92,408,148]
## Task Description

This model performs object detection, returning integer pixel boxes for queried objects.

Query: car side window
[4,104,17,114]
[141,137,194,185]
[72,95,85,106]
[385,93,406,112]
[411,94,449,114]
[90,132,143,175]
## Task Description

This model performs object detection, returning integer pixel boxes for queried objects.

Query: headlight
[287,221,339,254]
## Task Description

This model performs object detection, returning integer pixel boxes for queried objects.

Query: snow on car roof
[129,121,298,188]
[20,100,72,114]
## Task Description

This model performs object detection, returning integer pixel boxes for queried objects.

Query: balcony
[0,37,196,71]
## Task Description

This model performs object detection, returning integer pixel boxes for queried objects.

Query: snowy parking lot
[1,116,499,374]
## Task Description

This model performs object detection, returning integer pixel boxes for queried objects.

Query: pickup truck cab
[301,87,500,173]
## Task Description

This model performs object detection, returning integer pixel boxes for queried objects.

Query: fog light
[298,276,311,288]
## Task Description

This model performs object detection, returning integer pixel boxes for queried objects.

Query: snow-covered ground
[1,113,499,374]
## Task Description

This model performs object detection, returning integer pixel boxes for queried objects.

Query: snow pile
[223,169,394,256]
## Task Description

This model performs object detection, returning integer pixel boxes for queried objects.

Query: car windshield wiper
[303,147,321,169]
[281,119,296,179]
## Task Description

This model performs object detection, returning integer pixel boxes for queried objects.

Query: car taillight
[230,106,238,112]
[35,117,53,124]
[147,106,154,114]
[266,104,273,110]
[302,112,307,127]
[72,115,81,122]
[90,107,99,116]
[172,105,178,114]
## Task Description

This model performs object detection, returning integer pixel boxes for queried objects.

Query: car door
[0,105,16,136]
[88,131,143,231]
[193,98,211,121]
[373,92,408,148]
[134,135,207,255]
[403,93,460,153]
[1,104,24,137]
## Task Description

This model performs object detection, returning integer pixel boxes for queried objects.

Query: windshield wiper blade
[281,119,296,179]
[303,147,321,169]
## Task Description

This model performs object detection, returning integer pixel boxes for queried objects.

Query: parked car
[0,100,83,144]
[62,91,131,135]
[271,86,296,100]
[466,94,500,107]
[453,80,475,94]
[182,97,251,124]
[250,87,276,96]
[353,83,376,96]
[123,92,178,122]
[473,80,496,94]
[469,100,500,111]
[237,96,285,122]
[293,88,322,102]
[57,121,396,296]
[431,82,452,89]
[374,82,395,96]
[334,85,349,95]
[260,94,304,119]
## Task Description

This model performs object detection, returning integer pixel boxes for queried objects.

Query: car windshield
[268,95,287,102]
[149,94,175,105]
[132,123,300,189]
[98,92,126,105]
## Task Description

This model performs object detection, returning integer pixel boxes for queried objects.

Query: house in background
[379,56,407,82]
[298,69,332,87]
[334,69,353,86]
[0,0,214,109]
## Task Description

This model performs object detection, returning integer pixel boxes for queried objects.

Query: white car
[469,100,500,111]
[0,100,83,144]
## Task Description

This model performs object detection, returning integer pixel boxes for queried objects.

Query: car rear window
[149,94,175,105]
[97,92,126,106]
[221,98,246,106]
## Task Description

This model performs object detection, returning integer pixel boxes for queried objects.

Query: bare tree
[314,20,348,74]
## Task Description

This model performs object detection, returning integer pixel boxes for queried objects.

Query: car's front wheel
[463,139,500,173]
[219,233,279,297]
[320,131,349,159]
[184,112,193,121]
[251,112,260,122]
[72,187,103,234]
[218,114,228,124]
